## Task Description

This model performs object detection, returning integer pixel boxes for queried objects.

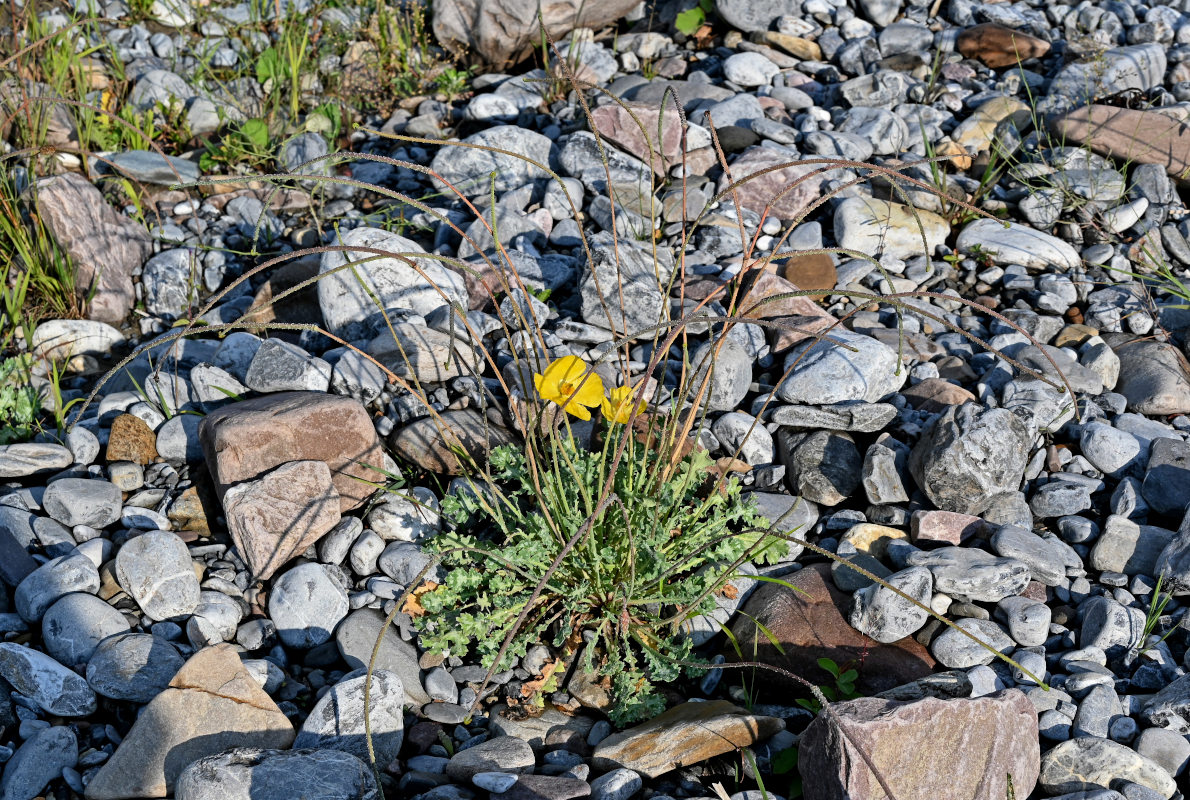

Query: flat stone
[487,705,596,753]
[42,592,129,669]
[42,478,122,528]
[907,547,1030,603]
[956,219,1081,272]
[31,319,124,365]
[116,530,200,621]
[0,443,72,478]
[929,618,1015,668]
[1040,738,1176,798]
[294,669,405,767]
[1051,105,1190,184]
[590,103,714,177]
[799,690,1039,800]
[368,325,482,383]
[0,643,96,716]
[729,564,935,695]
[848,566,932,643]
[834,196,950,260]
[779,252,836,292]
[446,736,535,781]
[86,633,185,703]
[1113,341,1190,415]
[591,700,783,778]
[335,608,432,706]
[1142,438,1190,516]
[84,644,295,800]
[492,774,591,800]
[243,339,332,393]
[718,146,826,221]
[1089,516,1175,575]
[107,413,160,464]
[956,23,1051,68]
[900,378,977,412]
[15,552,100,622]
[911,510,986,545]
[222,460,342,581]
[317,226,468,340]
[777,330,906,405]
[1,725,78,800]
[389,409,517,476]
[769,402,897,432]
[174,748,380,800]
[200,392,386,513]
[1043,44,1167,115]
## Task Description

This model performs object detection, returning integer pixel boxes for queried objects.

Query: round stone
[269,563,348,649]
[86,633,185,703]
[42,593,129,669]
[115,530,201,621]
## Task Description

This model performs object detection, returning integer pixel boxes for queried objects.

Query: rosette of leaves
[417,433,786,725]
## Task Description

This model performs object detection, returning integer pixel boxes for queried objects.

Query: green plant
[1136,573,1182,656]
[434,66,473,101]
[795,657,862,714]
[0,168,82,340]
[199,117,274,172]
[418,416,786,724]
[255,10,316,120]
[0,356,41,444]
[675,0,714,36]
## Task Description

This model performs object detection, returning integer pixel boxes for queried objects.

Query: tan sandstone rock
[84,644,295,799]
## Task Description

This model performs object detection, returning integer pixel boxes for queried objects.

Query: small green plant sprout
[199,118,274,173]
[1136,573,1183,657]
[0,356,41,445]
[675,0,714,37]
[794,657,862,714]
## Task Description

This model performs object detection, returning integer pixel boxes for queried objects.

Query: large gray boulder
[433,0,643,69]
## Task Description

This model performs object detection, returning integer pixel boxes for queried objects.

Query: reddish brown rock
[735,272,837,352]
[221,460,342,580]
[728,564,935,696]
[33,172,153,325]
[778,252,837,293]
[717,147,826,221]
[590,103,715,176]
[106,413,160,465]
[799,690,1039,800]
[84,644,295,799]
[1050,105,1190,183]
[900,378,977,413]
[957,23,1051,69]
[199,392,386,513]
[592,701,784,778]
[911,510,988,545]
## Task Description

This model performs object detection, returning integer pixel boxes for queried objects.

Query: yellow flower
[533,356,605,421]
[602,385,644,424]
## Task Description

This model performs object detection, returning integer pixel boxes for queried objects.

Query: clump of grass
[422,407,785,723]
[0,166,82,349]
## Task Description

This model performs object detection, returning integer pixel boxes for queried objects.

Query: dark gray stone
[909,404,1033,515]
[174,748,380,800]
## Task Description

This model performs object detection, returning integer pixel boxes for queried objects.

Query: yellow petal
[563,400,592,421]
[569,372,605,408]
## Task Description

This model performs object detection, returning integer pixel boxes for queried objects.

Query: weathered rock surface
[799,690,1039,800]
[84,644,295,799]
